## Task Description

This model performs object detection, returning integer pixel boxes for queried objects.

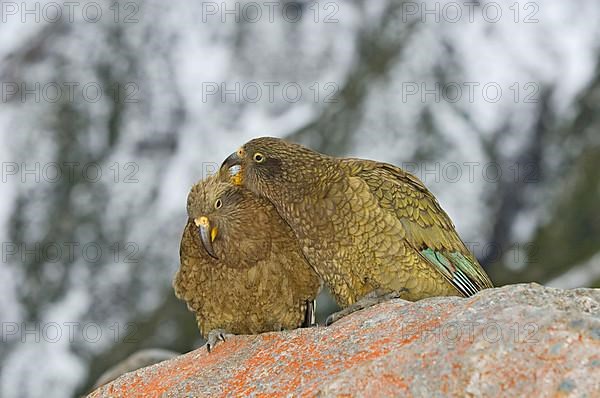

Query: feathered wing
[343,159,493,297]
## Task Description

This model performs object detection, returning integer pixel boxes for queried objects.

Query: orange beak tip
[228,165,243,186]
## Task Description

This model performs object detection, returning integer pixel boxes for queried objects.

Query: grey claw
[325,290,404,326]
[325,314,336,327]
[206,329,228,353]
[325,309,349,326]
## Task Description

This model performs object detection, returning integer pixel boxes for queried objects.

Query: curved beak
[194,216,218,259]
[220,151,244,185]
[220,151,241,171]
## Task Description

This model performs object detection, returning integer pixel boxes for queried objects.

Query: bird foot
[325,290,404,326]
[206,329,229,353]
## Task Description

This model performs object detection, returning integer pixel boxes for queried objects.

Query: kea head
[220,137,326,200]
[186,174,270,266]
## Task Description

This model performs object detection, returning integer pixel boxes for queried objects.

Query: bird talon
[325,307,354,326]
[206,329,229,353]
[326,290,405,326]
[325,314,339,327]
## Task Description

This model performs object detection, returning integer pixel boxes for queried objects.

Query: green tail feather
[421,248,493,297]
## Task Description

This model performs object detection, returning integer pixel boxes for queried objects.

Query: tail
[421,248,494,297]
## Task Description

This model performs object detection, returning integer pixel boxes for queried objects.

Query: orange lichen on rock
[88,284,600,397]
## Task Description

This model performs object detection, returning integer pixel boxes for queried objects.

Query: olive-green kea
[173,173,321,350]
[221,137,493,323]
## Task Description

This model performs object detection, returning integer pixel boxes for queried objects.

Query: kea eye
[253,152,265,163]
[214,199,223,209]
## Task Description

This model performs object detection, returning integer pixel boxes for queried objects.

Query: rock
[92,349,179,390]
[88,284,600,397]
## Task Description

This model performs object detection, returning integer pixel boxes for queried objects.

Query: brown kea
[173,173,321,350]
[221,137,493,323]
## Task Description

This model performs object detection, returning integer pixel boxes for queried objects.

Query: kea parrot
[221,137,493,324]
[173,172,321,350]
